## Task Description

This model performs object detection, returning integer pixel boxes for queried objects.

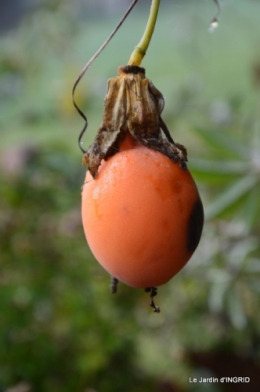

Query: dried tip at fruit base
[82,65,187,178]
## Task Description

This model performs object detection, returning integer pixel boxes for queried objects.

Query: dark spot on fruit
[187,198,204,253]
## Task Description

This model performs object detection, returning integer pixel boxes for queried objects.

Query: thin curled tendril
[72,0,139,154]
[209,0,221,32]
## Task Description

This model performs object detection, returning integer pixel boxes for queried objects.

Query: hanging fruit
[73,0,205,312]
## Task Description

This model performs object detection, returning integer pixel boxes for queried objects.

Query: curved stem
[72,0,139,153]
[128,0,161,66]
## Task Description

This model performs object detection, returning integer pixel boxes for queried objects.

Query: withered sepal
[83,65,187,178]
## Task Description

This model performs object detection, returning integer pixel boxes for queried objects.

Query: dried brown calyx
[83,65,187,178]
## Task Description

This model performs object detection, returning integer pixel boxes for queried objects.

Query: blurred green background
[1,0,260,391]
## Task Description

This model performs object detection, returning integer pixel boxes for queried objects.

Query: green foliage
[0,147,158,392]
[1,1,260,391]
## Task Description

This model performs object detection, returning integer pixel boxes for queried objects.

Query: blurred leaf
[228,238,258,271]
[241,185,260,230]
[194,127,251,160]
[208,281,230,313]
[205,175,258,219]
[190,158,249,175]
[244,258,260,274]
[227,288,247,330]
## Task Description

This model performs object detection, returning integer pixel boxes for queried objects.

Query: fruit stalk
[128,0,161,66]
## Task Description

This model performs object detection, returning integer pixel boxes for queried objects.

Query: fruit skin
[81,135,204,289]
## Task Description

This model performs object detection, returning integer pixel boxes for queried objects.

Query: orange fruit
[81,134,203,289]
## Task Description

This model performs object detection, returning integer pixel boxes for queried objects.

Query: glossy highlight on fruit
[81,134,204,289]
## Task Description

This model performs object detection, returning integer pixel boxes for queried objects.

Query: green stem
[128,0,161,66]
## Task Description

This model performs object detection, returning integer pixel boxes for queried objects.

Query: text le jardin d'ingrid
[189,377,250,384]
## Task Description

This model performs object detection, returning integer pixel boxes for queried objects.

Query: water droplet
[208,18,218,33]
